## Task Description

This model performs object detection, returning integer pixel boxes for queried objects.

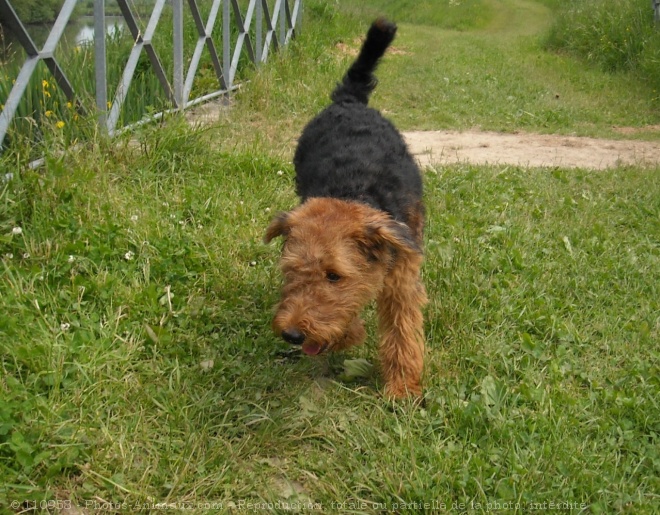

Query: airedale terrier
[265,18,426,399]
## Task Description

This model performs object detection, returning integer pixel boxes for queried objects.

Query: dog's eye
[326,271,341,282]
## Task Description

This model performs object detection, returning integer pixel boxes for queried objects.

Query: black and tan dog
[265,19,426,398]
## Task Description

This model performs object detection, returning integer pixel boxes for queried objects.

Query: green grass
[545,0,660,94]
[368,0,660,137]
[1,0,660,512]
[340,0,495,31]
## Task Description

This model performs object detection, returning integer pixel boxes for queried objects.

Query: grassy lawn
[1,0,659,512]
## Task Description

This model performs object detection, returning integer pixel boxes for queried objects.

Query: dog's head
[265,198,420,354]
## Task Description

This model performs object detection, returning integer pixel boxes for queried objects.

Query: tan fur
[266,197,426,399]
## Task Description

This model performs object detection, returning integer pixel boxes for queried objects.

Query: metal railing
[0,0,302,149]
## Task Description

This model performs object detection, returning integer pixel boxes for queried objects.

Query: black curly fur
[293,18,423,226]
[330,18,397,105]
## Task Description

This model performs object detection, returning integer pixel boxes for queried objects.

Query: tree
[1,0,66,25]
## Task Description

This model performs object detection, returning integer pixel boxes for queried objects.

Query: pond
[0,16,126,62]
[72,16,126,44]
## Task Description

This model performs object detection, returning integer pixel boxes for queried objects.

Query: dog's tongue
[302,342,322,355]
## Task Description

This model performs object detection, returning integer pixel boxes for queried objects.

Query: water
[0,16,126,62]
[73,16,125,45]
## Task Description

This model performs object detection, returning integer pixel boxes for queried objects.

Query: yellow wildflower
[56,121,65,129]
[42,79,49,88]
[45,110,54,117]
[66,101,72,109]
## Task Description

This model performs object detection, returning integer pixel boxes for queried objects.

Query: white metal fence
[0,0,302,149]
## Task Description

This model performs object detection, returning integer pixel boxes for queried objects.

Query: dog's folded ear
[361,218,422,260]
[264,212,291,243]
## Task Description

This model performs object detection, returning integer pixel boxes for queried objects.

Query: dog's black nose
[281,328,305,346]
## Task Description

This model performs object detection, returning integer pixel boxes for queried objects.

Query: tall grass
[544,0,660,95]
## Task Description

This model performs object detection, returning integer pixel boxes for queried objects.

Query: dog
[265,18,426,398]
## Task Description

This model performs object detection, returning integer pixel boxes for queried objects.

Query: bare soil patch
[405,130,660,170]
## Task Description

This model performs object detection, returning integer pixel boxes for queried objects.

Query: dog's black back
[293,19,423,226]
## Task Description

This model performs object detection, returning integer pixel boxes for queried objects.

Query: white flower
[249,261,257,267]
[124,251,134,261]
[130,215,138,222]
[68,255,75,263]
[276,170,284,176]
[60,323,70,331]
[265,208,271,213]
[12,226,22,235]
[22,253,30,259]
[178,220,185,225]
[4,253,13,259]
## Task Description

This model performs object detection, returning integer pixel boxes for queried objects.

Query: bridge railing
[0,0,302,150]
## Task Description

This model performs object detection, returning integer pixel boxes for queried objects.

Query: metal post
[223,0,231,88]
[256,0,263,64]
[295,0,302,34]
[94,0,108,130]
[173,0,184,109]
[279,0,286,48]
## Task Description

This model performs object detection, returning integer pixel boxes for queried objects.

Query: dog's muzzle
[281,328,305,346]
[281,328,327,355]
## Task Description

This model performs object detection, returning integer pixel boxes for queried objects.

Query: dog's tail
[330,18,397,105]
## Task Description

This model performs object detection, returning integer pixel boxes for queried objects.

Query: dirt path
[405,130,660,170]
[187,101,658,170]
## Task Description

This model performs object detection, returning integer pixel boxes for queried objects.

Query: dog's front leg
[377,253,427,399]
